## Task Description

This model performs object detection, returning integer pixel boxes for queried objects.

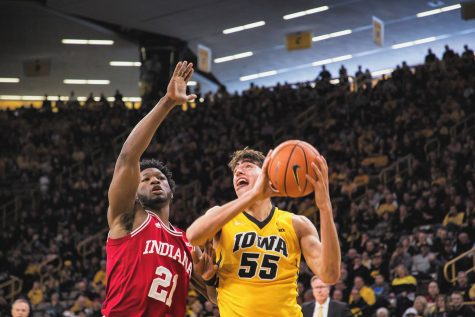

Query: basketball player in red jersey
[102,61,211,317]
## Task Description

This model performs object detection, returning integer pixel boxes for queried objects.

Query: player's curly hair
[140,159,176,194]
[228,147,265,171]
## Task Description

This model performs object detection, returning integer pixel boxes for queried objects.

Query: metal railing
[379,154,413,185]
[424,138,441,157]
[77,228,108,262]
[39,255,63,284]
[450,113,475,137]
[443,247,475,285]
[0,276,22,303]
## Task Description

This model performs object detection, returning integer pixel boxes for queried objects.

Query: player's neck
[147,205,171,226]
[245,199,273,221]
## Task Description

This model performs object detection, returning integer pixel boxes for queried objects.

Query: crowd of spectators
[0,44,474,317]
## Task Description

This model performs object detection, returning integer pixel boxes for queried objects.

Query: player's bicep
[107,155,140,225]
[295,216,322,275]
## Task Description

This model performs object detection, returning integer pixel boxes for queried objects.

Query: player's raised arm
[107,62,196,229]
[297,155,341,284]
[186,151,279,246]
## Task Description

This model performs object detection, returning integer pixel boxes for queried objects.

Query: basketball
[267,140,320,197]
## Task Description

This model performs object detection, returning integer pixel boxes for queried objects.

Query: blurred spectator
[301,276,352,317]
[11,298,30,317]
[448,292,475,316]
[27,281,43,307]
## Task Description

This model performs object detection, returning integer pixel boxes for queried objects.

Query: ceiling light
[0,78,20,83]
[63,79,110,85]
[371,68,394,76]
[123,97,141,102]
[240,70,278,81]
[187,81,197,86]
[391,37,436,49]
[313,29,352,42]
[0,95,21,100]
[312,54,352,66]
[109,61,141,67]
[283,6,329,20]
[223,21,265,34]
[214,51,253,63]
[416,4,461,17]
[62,39,114,45]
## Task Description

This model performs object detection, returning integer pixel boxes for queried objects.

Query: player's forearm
[319,205,341,284]
[119,95,176,162]
[206,286,218,305]
[187,191,257,245]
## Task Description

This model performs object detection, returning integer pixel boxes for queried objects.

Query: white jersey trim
[130,213,152,237]
[147,211,183,237]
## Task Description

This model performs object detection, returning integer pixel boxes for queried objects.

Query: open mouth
[236,178,249,189]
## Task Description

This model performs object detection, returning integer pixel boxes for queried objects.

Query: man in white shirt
[302,276,352,317]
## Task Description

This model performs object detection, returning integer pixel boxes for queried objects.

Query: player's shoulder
[290,213,314,238]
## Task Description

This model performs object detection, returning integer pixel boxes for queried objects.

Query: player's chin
[235,184,251,197]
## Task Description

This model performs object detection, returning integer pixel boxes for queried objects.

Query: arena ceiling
[1,0,474,98]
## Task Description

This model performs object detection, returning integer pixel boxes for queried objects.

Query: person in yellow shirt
[92,260,107,290]
[391,264,417,295]
[27,281,43,306]
[442,206,465,227]
[187,148,341,317]
[350,276,376,306]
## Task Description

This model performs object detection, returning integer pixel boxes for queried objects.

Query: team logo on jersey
[155,222,162,228]
[233,232,288,257]
[143,240,192,275]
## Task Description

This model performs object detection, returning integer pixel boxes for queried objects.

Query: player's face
[312,279,330,304]
[138,168,172,206]
[233,160,261,197]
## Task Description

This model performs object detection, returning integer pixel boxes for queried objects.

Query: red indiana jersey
[102,211,193,317]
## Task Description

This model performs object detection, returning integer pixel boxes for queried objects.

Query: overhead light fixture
[124,97,141,102]
[223,21,265,34]
[0,95,45,101]
[0,95,141,102]
[187,81,197,86]
[371,68,394,77]
[416,4,461,17]
[214,51,253,63]
[0,78,20,83]
[283,6,329,20]
[109,61,141,67]
[312,54,352,66]
[313,29,352,42]
[62,39,114,45]
[391,36,436,49]
[240,70,278,81]
[63,79,110,85]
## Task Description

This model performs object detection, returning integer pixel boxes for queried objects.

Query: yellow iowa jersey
[215,206,302,317]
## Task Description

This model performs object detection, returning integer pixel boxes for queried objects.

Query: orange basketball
[267,140,320,198]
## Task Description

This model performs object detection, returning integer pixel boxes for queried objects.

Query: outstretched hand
[305,155,331,210]
[166,61,197,105]
[193,240,218,281]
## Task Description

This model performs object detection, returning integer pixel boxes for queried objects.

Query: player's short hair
[140,159,176,194]
[228,147,265,172]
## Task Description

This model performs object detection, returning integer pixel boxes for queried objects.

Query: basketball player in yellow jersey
[187,148,341,317]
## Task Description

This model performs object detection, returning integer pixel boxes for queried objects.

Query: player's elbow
[186,227,205,246]
[319,268,340,285]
